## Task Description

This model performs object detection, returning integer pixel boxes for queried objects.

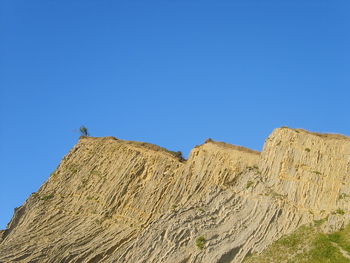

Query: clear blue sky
[0,0,349,229]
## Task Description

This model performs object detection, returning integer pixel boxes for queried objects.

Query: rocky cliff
[1,127,350,263]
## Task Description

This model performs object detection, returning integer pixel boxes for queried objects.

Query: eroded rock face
[0,128,349,263]
[260,128,350,213]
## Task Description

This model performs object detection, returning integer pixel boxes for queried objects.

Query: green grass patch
[244,223,350,263]
[339,193,349,200]
[246,180,254,189]
[313,217,328,227]
[195,236,206,250]
[333,209,346,215]
[40,194,54,201]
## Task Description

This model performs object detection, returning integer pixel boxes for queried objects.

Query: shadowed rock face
[0,128,349,263]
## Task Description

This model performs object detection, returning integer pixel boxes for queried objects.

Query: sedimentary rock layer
[0,127,349,262]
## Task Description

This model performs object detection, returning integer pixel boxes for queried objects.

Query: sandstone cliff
[0,127,349,262]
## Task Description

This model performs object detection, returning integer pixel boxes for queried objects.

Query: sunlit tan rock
[1,128,349,262]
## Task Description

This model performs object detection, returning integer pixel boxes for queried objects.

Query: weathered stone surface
[0,128,349,262]
[260,127,350,213]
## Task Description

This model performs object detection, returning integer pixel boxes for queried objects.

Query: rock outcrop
[0,127,349,262]
[261,128,350,213]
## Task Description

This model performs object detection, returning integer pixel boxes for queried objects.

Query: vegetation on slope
[244,220,350,263]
